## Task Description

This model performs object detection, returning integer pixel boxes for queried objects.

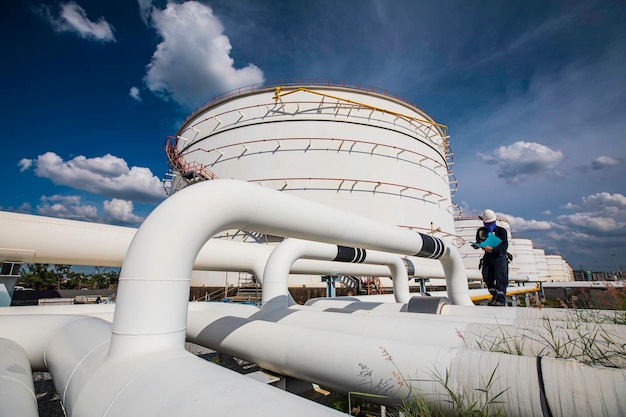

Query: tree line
[18,264,120,290]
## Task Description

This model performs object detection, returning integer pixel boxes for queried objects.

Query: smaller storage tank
[545,255,574,282]
[533,248,549,281]
[510,238,538,280]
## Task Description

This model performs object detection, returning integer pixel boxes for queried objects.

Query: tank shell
[510,238,538,279]
[169,83,455,237]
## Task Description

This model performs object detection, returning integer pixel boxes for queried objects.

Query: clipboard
[471,232,502,248]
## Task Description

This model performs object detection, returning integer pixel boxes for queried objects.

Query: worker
[473,209,509,306]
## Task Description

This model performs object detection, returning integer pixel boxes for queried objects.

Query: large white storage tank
[166,81,456,240]
[510,238,538,280]
[533,248,549,282]
[545,254,574,282]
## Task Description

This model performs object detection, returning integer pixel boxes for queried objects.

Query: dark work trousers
[481,254,509,303]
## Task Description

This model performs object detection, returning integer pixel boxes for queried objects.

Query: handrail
[180,79,436,131]
[273,87,447,131]
[179,99,443,150]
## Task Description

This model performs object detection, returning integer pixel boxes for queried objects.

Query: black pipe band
[402,257,415,275]
[416,234,445,259]
[334,246,367,263]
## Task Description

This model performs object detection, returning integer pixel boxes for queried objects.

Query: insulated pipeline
[261,238,411,307]
[0,338,38,417]
[112,179,472,357]
[186,310,626,417]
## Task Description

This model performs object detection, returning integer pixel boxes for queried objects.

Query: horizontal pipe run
[0,314,104,371]
[0,210,475,282]
[40,315,343,417]
[186,309,626,416]
[0,338,38,417]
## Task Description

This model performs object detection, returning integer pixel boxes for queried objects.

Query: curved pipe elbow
[439,244,474,306]
[262,239,413,308]
[113,179,472,356]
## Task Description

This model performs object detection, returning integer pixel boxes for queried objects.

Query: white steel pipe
[40,314,343,417]
[0,210,468,283]
[0,313,103,371]
[262,238,410,307]
[0,338,38,417]
[255,301,626,368]
[186,310,626,416]
[112,179,471,357]
[11,178,468,417]
[0,310,345,417]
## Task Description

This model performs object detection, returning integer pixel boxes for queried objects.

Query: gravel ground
[34,343,259,417]
[33,372,64,417]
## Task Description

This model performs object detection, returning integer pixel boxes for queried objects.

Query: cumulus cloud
[35,2,116,42]
[505,214,553,233]
[502,192,626,269]
[32,195,145,225]
[21,152,166,203]
[556,192,626,236]
[591,155,622,170]
[137,0,153,25]
[37,195,100,221]
[581,191,626,210]
[0,202,32,214]
[18,158,32,172]
[103,199,144,225]
[129,86,142,102]
[143,1,265,108]
[477,141,564,183]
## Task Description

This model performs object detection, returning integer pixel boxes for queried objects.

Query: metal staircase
[228,273,261,304]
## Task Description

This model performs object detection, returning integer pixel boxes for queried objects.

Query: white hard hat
[479,209,497,223]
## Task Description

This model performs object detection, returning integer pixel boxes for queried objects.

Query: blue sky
[2,0,625,272]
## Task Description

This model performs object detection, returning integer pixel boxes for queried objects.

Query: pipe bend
[113,179,472,356]
[262,239,414,308]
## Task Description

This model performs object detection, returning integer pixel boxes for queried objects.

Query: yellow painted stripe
[471,286,540,301]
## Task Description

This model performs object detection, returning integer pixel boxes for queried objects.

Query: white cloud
[582,192,626,210]
[477,141,564,183]
[137,0,153,25]
[129,86,142,102]
[502,192,626,269]
[591,155,622,170]
[103,199,144,225]
[18,158,32,172]
[68,154,129,176]
[555,211,623,234]
[143,1,265,108]
[556,192,626,236]
[0,202,33,214]
[38,2,116,42]
[32,195,144,226]
[505,214,553,232]
[23,152,166,203]
[37,195,100,221]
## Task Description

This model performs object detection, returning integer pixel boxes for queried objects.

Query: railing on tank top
[173,85,457,198]
[182,78,436,129]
